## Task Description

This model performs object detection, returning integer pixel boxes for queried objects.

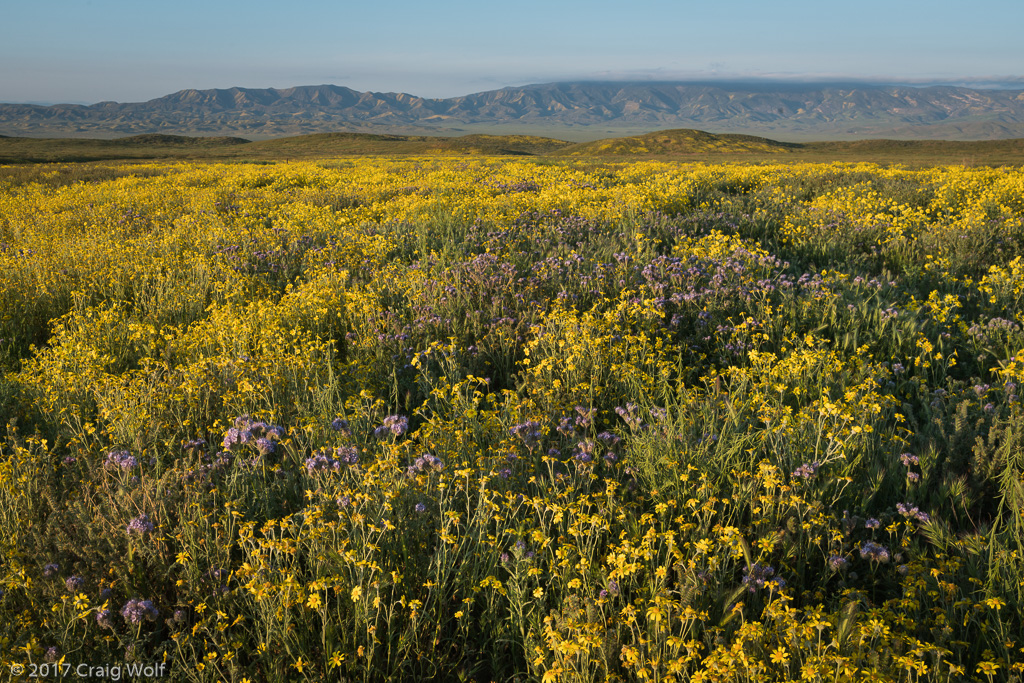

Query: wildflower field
[2,156,1024,682]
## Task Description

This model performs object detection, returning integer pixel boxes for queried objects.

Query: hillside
[553,129,801,156]
[3,130,1024,166]
[4,81,1024,140]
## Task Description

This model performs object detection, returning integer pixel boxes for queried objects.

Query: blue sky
[2,0,1022,104]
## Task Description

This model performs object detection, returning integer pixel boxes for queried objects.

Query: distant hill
[4,82,1024,141]
[553,129,802,155]
[4,129,1024,166]
[0,131,577,163]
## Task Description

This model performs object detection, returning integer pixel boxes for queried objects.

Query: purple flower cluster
[120,598,159,624]
[43,563,60,578]
[221,416,285,453]
[96,609,114,629]
[104,450,138,470]
[741,563,784,592]
[65,575,85,592]
[510,420,542,449]
[827,555,849,572]
[305,446,359,473]
[374,415,409,438]
[574,406,596,429]
[896,503,931,523]
[859,541,891,563]
[615,403,643,430]
[181,438,207,454]
[406,454,444,476]
[127,514,155,535]
[573,439,597,464]
[792,461,820,479]
[599,579,621,600]
[880,307,899,323]
[330,418,351,435]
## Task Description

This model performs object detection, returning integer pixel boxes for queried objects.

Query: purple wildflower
[896,503,931,523]
[742,563,776,592]
[375,415,409,438]
[120,598,159,624]
[96,608,114,629]
[574,406,596,428]
[104,450,137,470]
[510,420,543,449]
[127,514,155,535]
[615,403,643,430]
[859,541,891,563]
[305,450,341,473]
[43,563,59,578]
[899,453,919,466]
[221,428,244,451]
[828,556,849,572]
[182,438,207,453]
[337,446,359,465]
[792,461,820,479]
[574,439,597,464]
[415,503,427,514]
[66,576,85,592]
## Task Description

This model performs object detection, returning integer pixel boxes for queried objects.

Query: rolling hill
[4,82,1024,141]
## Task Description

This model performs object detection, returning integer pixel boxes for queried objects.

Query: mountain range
[4,81,1024,141]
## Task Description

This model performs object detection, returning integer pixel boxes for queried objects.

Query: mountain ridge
[4,81,1024,141]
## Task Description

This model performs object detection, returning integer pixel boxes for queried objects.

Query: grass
[2,129,1024,166]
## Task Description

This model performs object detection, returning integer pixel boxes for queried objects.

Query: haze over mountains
[3,81,1024,141]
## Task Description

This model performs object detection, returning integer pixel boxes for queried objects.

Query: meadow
[1,156,1023,682]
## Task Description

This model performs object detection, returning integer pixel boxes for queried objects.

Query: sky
[2,0,1022,104]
